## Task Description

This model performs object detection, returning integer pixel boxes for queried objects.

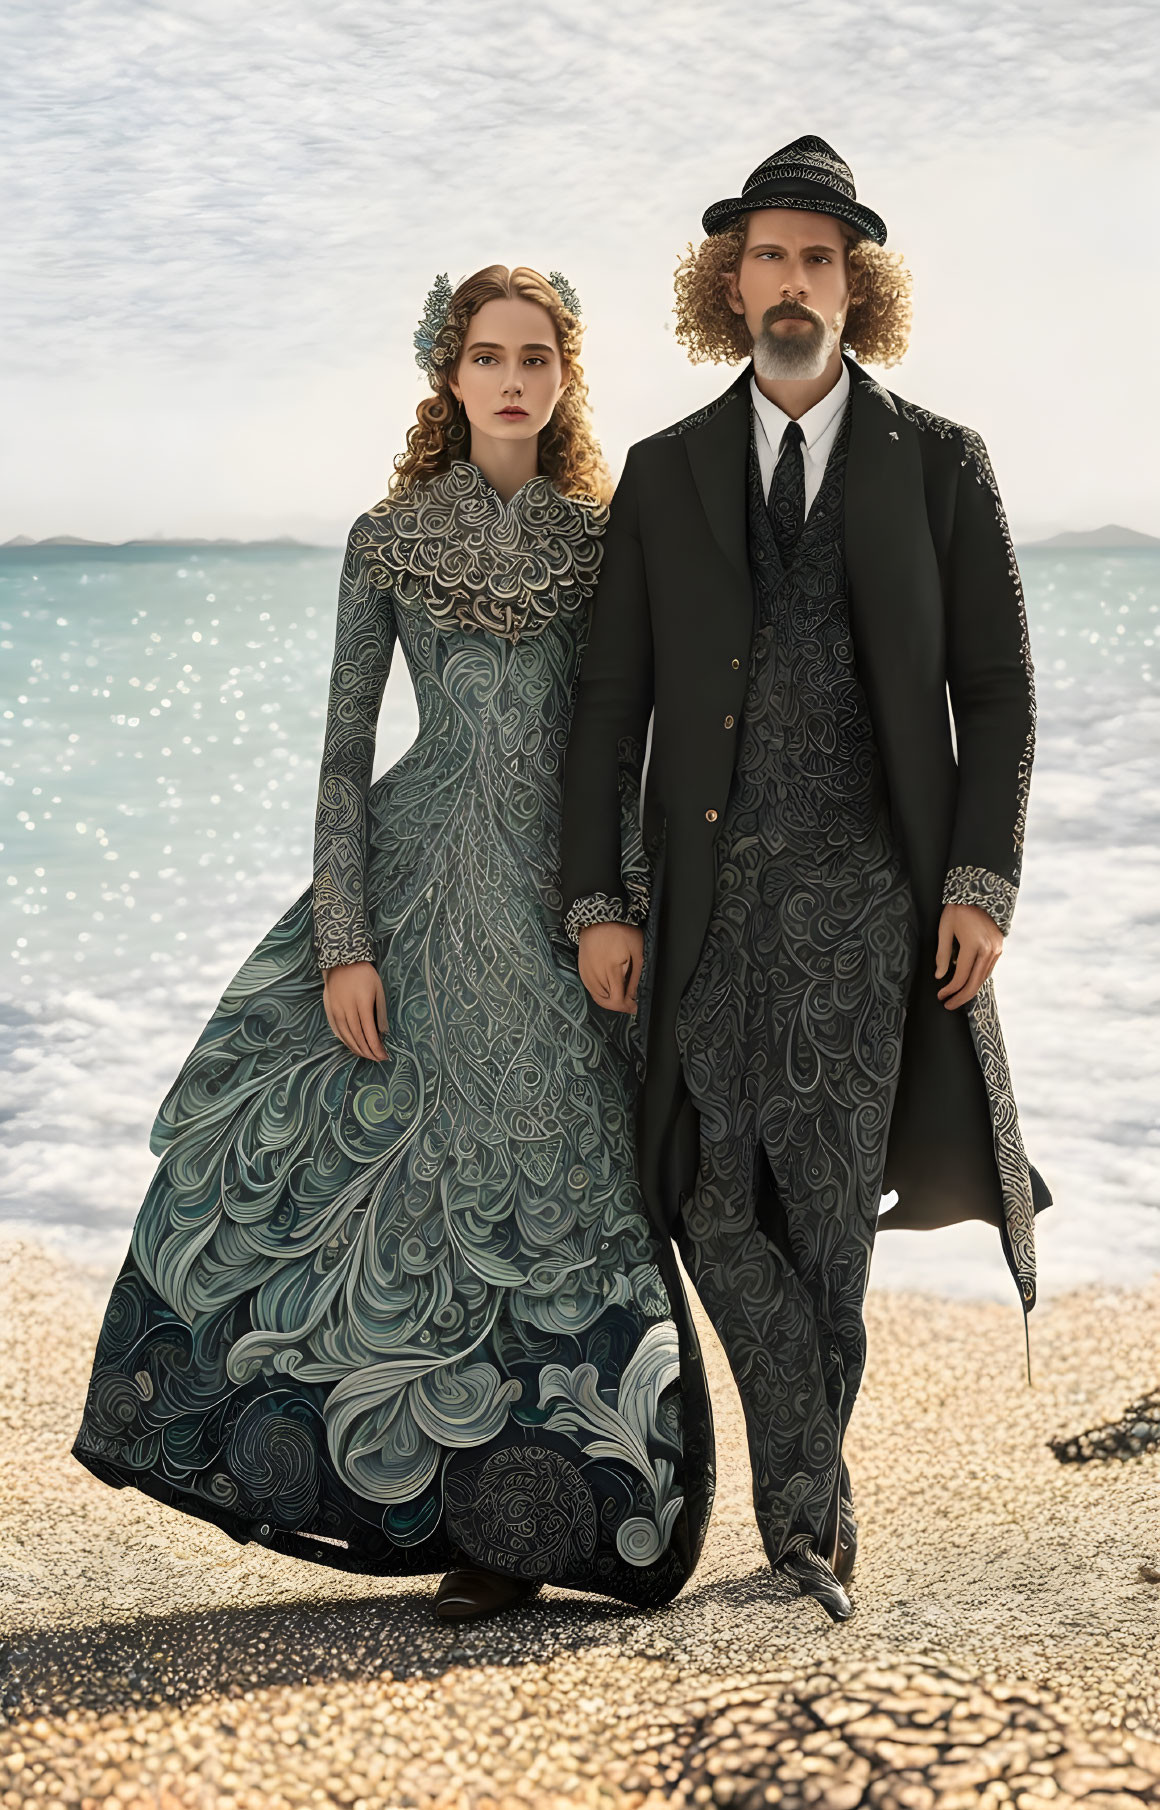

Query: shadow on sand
[0,1567,794,1722]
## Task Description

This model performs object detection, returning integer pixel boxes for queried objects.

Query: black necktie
[767,420,805,566]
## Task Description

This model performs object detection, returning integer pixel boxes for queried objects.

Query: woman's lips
[497,407,528,418]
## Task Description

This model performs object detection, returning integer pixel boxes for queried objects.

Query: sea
[2,543,1158,1301]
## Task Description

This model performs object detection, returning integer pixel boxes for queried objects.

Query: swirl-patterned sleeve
[561,450,656,944]
[312,515,397,969]
[940,430,1036,937]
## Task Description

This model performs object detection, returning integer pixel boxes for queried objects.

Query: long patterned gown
[72,462,713,1607]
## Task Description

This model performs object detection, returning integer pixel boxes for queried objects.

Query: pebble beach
[1,1234,1157,1808]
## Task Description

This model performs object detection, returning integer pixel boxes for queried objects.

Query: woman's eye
[524,356,546,367]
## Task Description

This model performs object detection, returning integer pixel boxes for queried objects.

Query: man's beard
[752,300,841,381]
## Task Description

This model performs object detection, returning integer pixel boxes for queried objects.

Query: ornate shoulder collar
[659,366,750,439]
[364,462,607,643]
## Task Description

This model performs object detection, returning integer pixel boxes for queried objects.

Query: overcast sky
[2,0,1158,543]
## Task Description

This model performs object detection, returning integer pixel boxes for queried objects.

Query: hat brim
[702,181,887,247]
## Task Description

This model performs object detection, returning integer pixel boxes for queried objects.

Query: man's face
[725,208,850,381]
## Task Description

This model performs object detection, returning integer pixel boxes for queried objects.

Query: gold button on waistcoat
[705,808,718,823]
[731,657,740,669]
[724,714,735,729]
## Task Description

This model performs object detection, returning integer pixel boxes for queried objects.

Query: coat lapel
[843,355,914,626]
[684,369,752,585]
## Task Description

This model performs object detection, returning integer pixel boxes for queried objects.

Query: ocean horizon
[2,541,1158,1300]
[5,525,1160,556]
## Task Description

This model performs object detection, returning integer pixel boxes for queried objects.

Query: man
[560,137,1049,1622]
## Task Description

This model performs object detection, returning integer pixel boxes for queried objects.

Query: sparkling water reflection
[2,545,1158,1294]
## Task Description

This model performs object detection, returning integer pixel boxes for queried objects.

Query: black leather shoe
[819,1460,857,1587]
[433,1566,543,1624]
[779,1547,855,1623]
[832,1462,857,1588]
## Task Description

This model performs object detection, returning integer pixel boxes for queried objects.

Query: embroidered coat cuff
[564,879,650,946]
[941,865,1017,936]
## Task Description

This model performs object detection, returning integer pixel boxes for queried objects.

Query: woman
[72,265,713,1622]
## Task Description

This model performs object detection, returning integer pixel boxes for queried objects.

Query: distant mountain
[1,534,325,552]
[5,534,106,546]
[1022,524,1160,549]
[1,533,316,548]
[121,535,317,548]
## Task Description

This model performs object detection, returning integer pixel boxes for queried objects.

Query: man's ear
[723,268,746,317]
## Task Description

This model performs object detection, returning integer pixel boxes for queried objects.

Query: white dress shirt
[750,361,851,516]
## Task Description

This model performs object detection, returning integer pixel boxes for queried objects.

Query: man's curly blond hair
[674,218,912,368]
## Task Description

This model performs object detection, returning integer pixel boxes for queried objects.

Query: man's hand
[935,902,1003,1010]
[578,922,644,1015]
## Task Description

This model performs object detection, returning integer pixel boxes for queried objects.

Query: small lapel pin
[888,430,899,441]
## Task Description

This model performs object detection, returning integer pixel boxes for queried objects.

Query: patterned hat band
[413,270,583,380]
[702,135,888,246]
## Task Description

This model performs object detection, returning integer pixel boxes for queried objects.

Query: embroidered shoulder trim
[852,369,899,416]
[657,371,750,439]
[942,865,1017,937]
[564,889,649,946]
[363,464,606,644]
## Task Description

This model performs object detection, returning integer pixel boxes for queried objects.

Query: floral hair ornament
[412,273,455,378]
[412,270,583,380]
[547,270,582,318]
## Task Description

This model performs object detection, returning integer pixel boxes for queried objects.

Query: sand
[1,1232,1157,1807]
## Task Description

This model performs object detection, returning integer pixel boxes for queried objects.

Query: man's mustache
[761,300,824,330]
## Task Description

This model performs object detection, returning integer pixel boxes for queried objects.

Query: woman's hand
[935,903,1003,1010]
[578,923,643,1015]
[323,961,388,1060]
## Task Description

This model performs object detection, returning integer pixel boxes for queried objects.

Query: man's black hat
[701,135,887,246]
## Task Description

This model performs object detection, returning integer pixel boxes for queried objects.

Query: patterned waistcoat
[740,408,889,850]
[675,412,916,1119]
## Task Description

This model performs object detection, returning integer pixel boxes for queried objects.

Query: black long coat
[561,358,1050,1308]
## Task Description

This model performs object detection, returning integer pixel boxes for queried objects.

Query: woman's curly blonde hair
[673,219,912,369]
[390,265,611,503]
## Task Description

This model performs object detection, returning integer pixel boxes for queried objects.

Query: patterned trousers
[675,1103,884,1570]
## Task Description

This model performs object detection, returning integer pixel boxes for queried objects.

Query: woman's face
[449,295,569,447]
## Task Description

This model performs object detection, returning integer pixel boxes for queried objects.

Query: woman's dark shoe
[779,1547,855,1623]
[433,1566,543,1624]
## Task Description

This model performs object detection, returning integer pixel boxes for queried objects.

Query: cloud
[3,0,1156,369]
[2,1,1157,538]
